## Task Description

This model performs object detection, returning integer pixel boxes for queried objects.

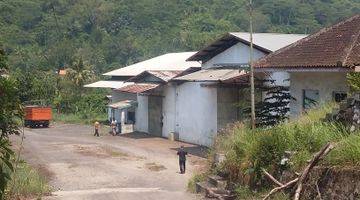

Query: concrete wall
[162,84,176,138]
[202,42,266,69]
[135,94,148,133]
[290,72,348,117]
[161,82,217,146]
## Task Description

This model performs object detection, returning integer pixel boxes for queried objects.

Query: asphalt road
[10,124,208,200]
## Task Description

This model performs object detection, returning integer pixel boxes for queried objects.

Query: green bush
[216,105,354,186]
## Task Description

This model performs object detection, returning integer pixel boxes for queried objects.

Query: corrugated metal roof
[84,81,133,89]
[187,32,307,62]
[230,32,308,52]
[108,100,137,109]
[103,52,201,77]
[115,83,160,93]
[255,14,360,69]
[174,69,248,82]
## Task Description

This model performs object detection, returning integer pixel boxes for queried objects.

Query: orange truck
[24,106,52,128]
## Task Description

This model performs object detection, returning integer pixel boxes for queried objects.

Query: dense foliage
[0,48,22,199]
[0,0,359,74]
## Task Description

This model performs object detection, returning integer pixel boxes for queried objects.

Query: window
[333,91,347,102]
[303,89,319,110]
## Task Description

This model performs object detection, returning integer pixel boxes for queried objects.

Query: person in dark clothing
[94,121,100,137]
[177,146,188,174]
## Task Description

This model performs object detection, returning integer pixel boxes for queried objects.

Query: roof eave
[255,66,355,72]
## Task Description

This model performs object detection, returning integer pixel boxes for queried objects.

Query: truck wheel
[43,122,49,128]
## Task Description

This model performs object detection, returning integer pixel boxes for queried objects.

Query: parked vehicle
[24,102,52,128]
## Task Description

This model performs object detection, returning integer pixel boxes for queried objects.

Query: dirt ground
[10,123,208,200]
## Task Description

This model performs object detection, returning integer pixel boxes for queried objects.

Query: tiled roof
[255,15,360,68]
[115,83,159,94]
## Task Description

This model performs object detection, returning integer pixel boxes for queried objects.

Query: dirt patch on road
[74,145,129,159]
[145,162,167,172]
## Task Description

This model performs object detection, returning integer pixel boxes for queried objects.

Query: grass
[52,111,108,125]
[187,173,207,193]
[214,104,360,187]
[6,160,51,199]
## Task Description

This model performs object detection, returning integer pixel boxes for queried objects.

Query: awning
[108,100,137,109]
[84,81,133,89]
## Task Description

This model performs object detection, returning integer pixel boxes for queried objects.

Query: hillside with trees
[1,0,359,73]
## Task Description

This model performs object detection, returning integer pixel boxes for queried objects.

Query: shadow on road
[170,146,209,159]
[120,132,157,139]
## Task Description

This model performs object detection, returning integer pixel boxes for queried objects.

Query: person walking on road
[94,121,100,137]
[177,146,188,174]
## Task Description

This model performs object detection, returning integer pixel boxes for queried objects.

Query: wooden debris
[262,169,284,187]
[293,143,334,200]
[262,142,334,200]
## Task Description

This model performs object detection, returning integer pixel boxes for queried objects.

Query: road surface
[10,124,207,200]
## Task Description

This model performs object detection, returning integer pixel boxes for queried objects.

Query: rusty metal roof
[128,70,184,83]
[174,69,248,82]
[255,15,360,69]
[115,83,160,94]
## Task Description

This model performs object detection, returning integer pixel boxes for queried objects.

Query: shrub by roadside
[6,160,51,200]
[208,104,360,196]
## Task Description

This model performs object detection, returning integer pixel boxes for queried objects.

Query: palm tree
[66,58,94,91]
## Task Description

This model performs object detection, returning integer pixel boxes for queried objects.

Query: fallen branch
[263,178,298,200]
[293,143,334,200]
[262,143,334,200]
[262,169,284,187]
[316,182,322,200]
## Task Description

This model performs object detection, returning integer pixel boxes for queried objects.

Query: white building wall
[202,42,266,69]
[203,42,290,86]
[162,84,176,138]
[135,94,149,133]
[290,72,349,117]
[175,82,217,146]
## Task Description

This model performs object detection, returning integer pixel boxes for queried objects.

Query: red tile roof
[115,83,159,94]
[255,15,360,69]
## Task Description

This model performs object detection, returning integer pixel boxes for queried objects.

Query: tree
[0,47,22,199]
[66,58,94,91]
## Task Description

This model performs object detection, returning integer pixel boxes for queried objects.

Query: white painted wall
[289,72,349,117]
[173,82,217,146]
[202,42,266,69]
[135,94,149,133]
[162,84,176,138]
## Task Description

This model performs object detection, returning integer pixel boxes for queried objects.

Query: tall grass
[6,161,51,199]
[215,105,358,186]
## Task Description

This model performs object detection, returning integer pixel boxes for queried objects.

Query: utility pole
[249,0,256,129]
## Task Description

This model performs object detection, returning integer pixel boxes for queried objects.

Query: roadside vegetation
[210,105,359,197]
[1,49,51,200]
[188,103,360,199]
[6,160,51,200]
